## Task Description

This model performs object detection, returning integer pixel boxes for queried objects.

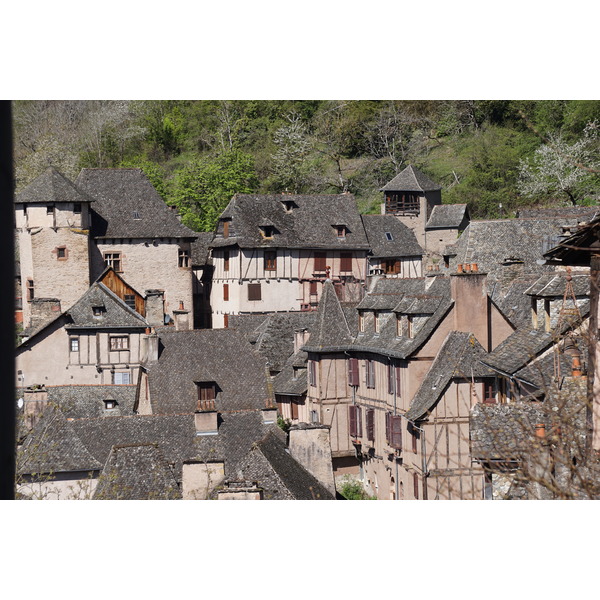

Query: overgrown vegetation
[338,476,376,500]
[13,100,600,230]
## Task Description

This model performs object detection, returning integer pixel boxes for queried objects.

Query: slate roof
[239,430,334,500]
[543,214,600,267]
[273,351,308,396]
[361,214,424,257]
[192,411,284,478]
[488,274,543,330]
[190,232,214,267]
[516,206,599,221]
[525,272,590,298]
[65,282,148,330]
[76,168,197,240]
[147,329,272,414]
[211,193,370,250]
[18,405,104,475]
[15,167,96,205]
[449,217,585,284]
[425,204,469,229]
[93,443,181,500]
[406,332,495,421]
[46,385,138,419]
[235,312,316,372]
[481,302,588,376]
[470,402,548,461]
[380,165,442,192]
[303,277,454,360]
[302,281,354,351]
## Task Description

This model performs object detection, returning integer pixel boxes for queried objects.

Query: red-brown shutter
[309,360,316,387]
[314,252,326,272]
[223,250,230,272]
[366,360,375,389]
[395,364,402,397]
[390,415,402,449]
[340,252,352,272]
[223,314,229,328]
[291,400,299,420]
[348,358,359,386]
[387,363,395,395]
[223,283,229,301]
[223,220,229,238]
[366,409,375,442]
[349,405,357,437]
[413,473,419,500]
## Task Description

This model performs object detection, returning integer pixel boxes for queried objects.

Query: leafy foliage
[339,476,376,500]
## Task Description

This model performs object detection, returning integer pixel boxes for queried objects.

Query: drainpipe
[388,356,400,501]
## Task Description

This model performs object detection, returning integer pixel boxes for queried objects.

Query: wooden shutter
[264,250,277,271]
[390,415,402,450]
[223,314,229,328]
[248,283,261,301]
[291,399,299,420]
[366,360,375,389]
[309,281,318,295]
[413,473,419,499]
[387,363,395,395]
[223,220,229,238]
[366,409,375,442]
[340,252,352,272]
[348,358,359,386]
[356,406,362,436]
[309,360,316,387]
[314,252,326,272]
[349,405,357,437]
[223,250,230,272]
[395,364,402,397]
[223,283,229,301]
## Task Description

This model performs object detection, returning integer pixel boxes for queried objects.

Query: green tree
[171,150,258,231]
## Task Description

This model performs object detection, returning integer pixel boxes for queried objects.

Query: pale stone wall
[92,239,193,322]
[425,228,460,256]
[182,462,225,499]
[17,322,144,387]
[18,472,99,500]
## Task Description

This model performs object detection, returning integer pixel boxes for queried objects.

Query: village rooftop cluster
[14,164,600,499]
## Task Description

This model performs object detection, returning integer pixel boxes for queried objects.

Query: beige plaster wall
[182,462,225,500]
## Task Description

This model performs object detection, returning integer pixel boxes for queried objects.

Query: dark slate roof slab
[16,167,96,205]
[380,165,441,192]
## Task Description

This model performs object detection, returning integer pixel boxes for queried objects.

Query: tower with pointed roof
[15,167,94,329]
[380,164,442,248]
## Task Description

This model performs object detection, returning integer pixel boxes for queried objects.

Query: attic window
[110,335,129,351]
[385,232,393,241]
[196,382,217,411]
[92,305,106,318]
[222,220,230,238]
[104,252,122,272]
[178,249,190,268]
[124,294,136,310]
[56,246,67,261]
[73,203,82,214]
[113,372,131,385]
[104,399,117,410]
[260,225,274,239]
[46,205,54,215]
[281,200,297,213]
[335,225,347,238]
[133,210,141,220]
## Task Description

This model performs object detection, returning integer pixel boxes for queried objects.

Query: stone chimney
[140,330,159,363]
[288,423,336,496]
[450,267,490,351]
[29,298,61,330]
[145,290,165,328]
[23,385,49,430]
[262,407,278,424]
[195,404,218,436]
[294,328,309,354]
[173,301,190,331]
[182,461,225,499]
[217,481,263,500]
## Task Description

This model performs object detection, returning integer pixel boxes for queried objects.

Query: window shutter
[366,409,375,442]
[395,364,402,397]
[413,473,419,500]
[385,412,391,444]
[387,363,395,395]
[349,405,357,437]
[248,283,262,301]
[314,252,326,272]
[309,360,316,387]
[366,360,375,389]
[356,406,363,437]
[394,260,401,274]
[223,283,229,301]
[348,358,359,386]
[340,252,352,272]
[223,250,230,272]
[390,415,402,450]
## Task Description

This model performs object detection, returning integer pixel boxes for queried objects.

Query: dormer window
[260,225,274,239]
[103,399,118,410]
[46,205,54,215]
[281,200,297,213]
[335,225,347,239]
[222,220,230,238]
[104,252,122,272]
[396,315,402,337]
[92,305,106,318]
[374,311,380,333]
[196,381,217,411]
[132,210,141,220]
[358,311,365,333]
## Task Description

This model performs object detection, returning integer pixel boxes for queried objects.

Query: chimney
[173,302,190,331]
[450,268,490,350]
[141,331,159,363]
[23,385,49,430]
[29,298,61,330]
[288,423,336,496]
[262,407,278,424]
[145,290,165,328]
[294,328,309,354]
[195,406,218,436]
[217,481,263,500]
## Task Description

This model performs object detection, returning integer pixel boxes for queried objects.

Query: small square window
[248,283,262,301]
[69,337,79,352]
[385,232,393,241]
[178,249,190,268]
[104,399,117,410]
[132,210,141,220]
[110,336,129,351]
[113,372,131,385]
[92,305,106,318]
[73,203,82,214]
[104,252,122,272]
[260,225,274,239]
[46,205,54,215]
[57,247,67,260]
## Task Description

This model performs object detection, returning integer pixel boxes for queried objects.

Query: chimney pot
[457,264,463,273]
[535,423,546,438]
[572,355,583,377]
[472,263,478,272]
[464,263,472,272]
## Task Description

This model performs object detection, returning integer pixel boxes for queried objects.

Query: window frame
[264,250,277,272]
[366,359,376,389]
[109,335,129,351]
[113,371,131,385]
[178,248,190,268]
[69,337,79,353]
[104,252,123,273]
[340,252,352,273]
